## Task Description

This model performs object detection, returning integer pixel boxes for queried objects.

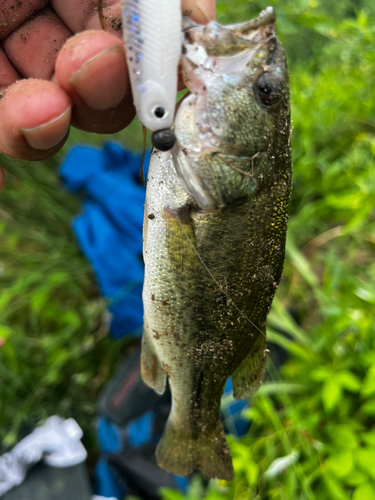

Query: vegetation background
[1,0,375,498]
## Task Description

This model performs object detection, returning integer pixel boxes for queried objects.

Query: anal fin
[231,334,267,399]
[141,324,167,395]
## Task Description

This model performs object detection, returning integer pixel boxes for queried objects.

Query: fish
[141,6,292,480]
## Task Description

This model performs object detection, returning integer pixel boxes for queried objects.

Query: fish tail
[156,419,234,480]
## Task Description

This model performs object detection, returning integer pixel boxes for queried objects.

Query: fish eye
[255,72,281,106]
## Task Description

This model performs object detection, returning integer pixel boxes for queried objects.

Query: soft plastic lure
[122,0,182,151]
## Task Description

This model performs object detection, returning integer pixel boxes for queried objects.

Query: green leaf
[344,469,368,487]
[268,296,310,345]
[267,328,317,362]
[286,240,320,289]
[361,365,375,397]
[330,425,359,449]
[323,474,351,500]
[360,399,375,415]
[30,289,50,313]
[354,448,375,479]
[245,459,259,487]
[160,489,185,500]
[335,371,361,392]
[0,290,12,313]
[47,272,70,285]
[310,366,333,382]
[1,340,19,373]
[0,325,12,342]
[362,432,375,447]
[321,379,342,412]
[353,482,375,500]
[61,310,81,328]
[326,451,353,478]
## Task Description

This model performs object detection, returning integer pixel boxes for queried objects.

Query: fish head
[179,6,289,155]
[173,8,291,209]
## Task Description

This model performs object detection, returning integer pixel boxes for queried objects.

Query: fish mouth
[179,8,278,94]
[226,6,276,39]
[178,6,278,103]
[181,6,276,35]
[181,6,276,58]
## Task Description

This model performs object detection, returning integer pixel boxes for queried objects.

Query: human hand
[0,0,216,173]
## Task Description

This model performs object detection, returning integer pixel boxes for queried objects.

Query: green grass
[0,124,146,452]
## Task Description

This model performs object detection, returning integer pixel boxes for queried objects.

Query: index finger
[0,0,48,40]
[182,0,216,24]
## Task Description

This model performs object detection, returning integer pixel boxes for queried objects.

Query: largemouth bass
[142,7,291,480]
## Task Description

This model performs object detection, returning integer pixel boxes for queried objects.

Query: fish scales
[141,7,291,480]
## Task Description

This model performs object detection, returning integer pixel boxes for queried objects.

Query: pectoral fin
[231,334,267,399]
[141,323,167,395]
[164,204,198,272]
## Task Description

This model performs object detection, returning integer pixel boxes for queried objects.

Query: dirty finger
[182,0,216,24]
[0,79,71,160]
[55,30,134,133]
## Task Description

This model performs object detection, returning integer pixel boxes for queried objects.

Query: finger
[55,30,134,133]
[0,49,18,92]
[52,0,214,37]
[0,0,48,40]
[182,0,216,24]
[0,79,71,160]
[2,7,72,80]
[52,0,122,35]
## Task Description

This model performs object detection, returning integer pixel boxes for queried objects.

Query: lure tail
[156,419,234,480]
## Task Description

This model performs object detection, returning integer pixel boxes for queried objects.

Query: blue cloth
[96,412,189,497]
[127,410,154,448]
[222,378,250,437]
[96,417,125,499]
[60,143,150,338]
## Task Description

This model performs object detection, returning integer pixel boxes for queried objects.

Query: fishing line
[218,151,260,177]
[95,0,106,30]
[176,214,267,341]
[139,125,147,186]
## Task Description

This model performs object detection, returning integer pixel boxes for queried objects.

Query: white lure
[122,0,182,132]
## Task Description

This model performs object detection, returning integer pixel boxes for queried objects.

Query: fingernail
[68,46,128,111]
[21,107,71,151]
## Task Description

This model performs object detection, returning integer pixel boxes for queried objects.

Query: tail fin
[156,419,234,480]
